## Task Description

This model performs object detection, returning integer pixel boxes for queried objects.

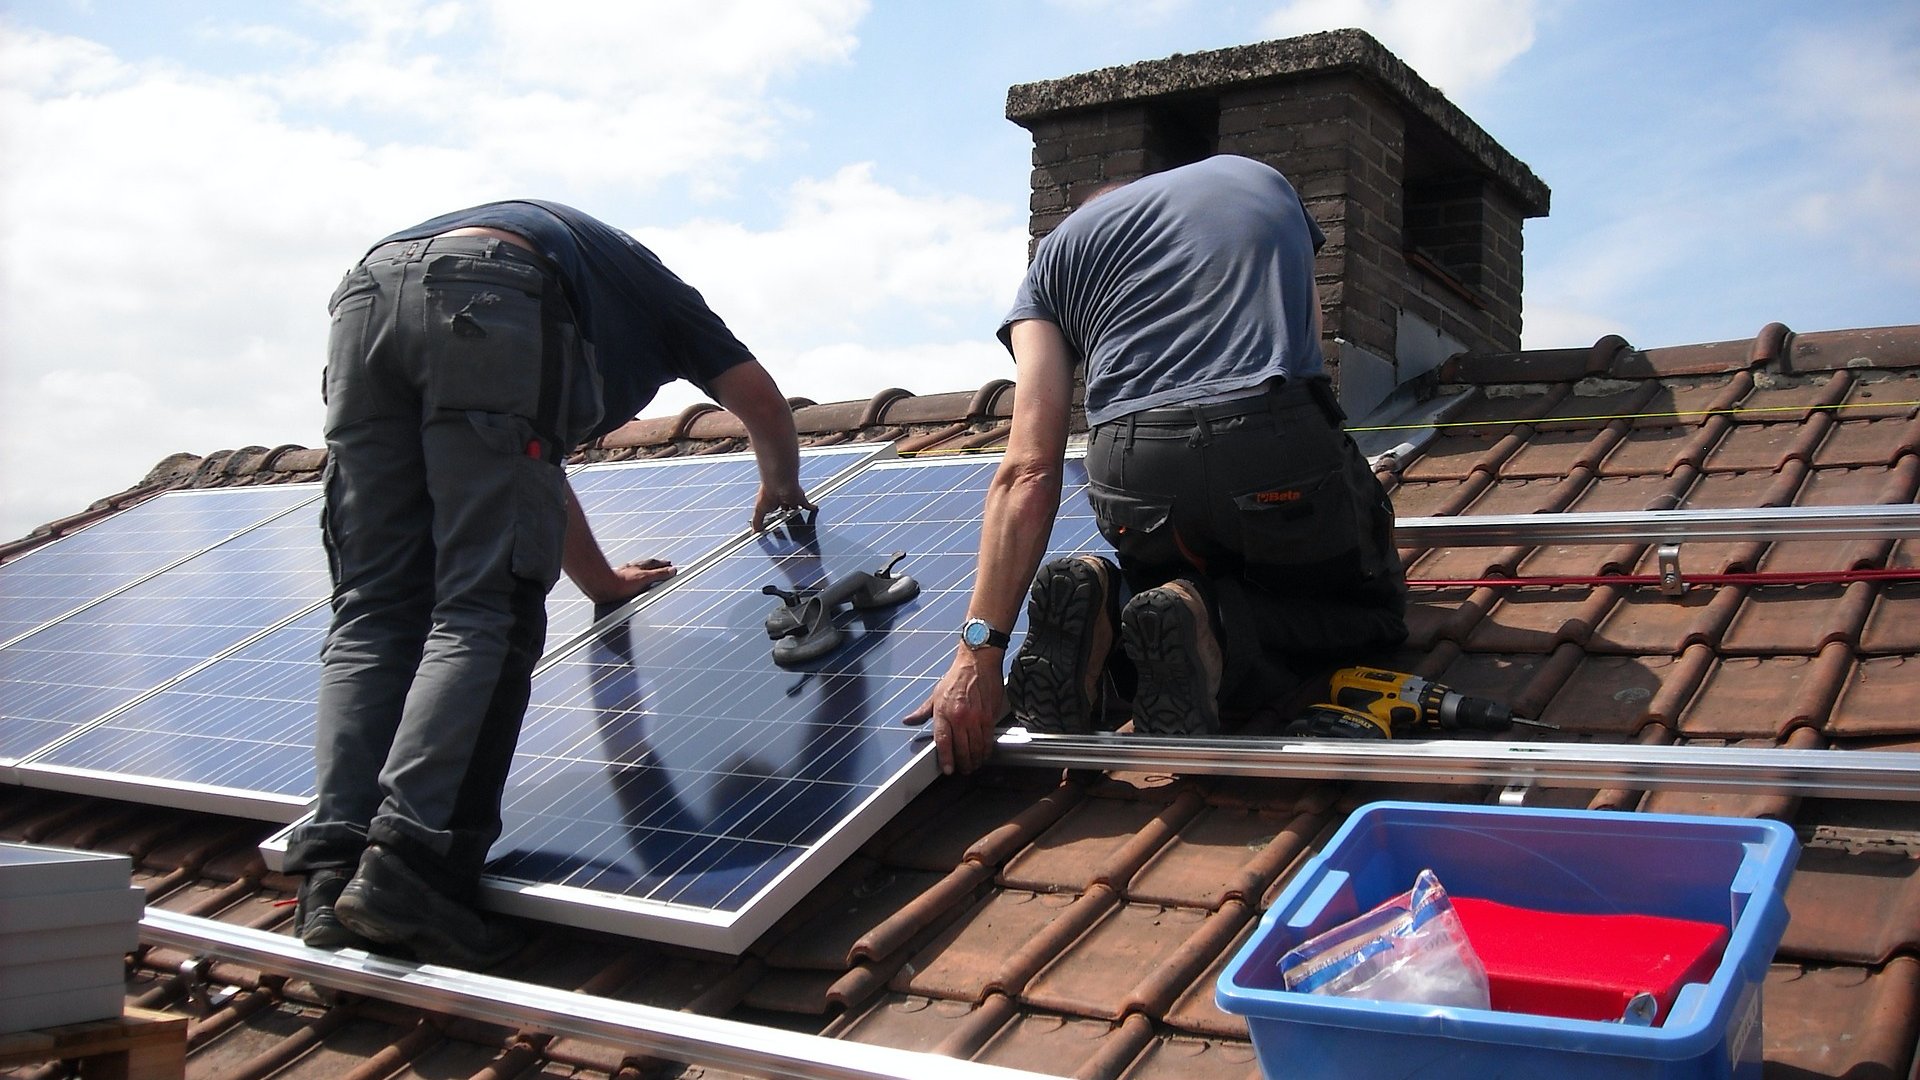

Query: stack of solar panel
[0,843,144,1033]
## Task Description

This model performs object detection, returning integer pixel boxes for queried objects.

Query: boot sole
[1007,558,1111,734]
[1123,588,1221,735]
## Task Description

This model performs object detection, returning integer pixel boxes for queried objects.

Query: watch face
[962,619,989,648]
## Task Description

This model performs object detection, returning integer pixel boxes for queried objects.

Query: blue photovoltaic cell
[482,455,1106,946]
[22,606,331,812]
[16,447,878,814]
[0,500,330,765]
[0,486,318,647]
[544,447,877,653]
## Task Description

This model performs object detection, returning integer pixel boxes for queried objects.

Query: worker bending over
[287,200,813,967]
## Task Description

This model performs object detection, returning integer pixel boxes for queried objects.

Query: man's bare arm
[905,319,1076,774]
[706,359,815,530]
[561,481,675,604]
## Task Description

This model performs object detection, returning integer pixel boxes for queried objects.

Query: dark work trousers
[1084,377,1409,715]
[285,235,594,903]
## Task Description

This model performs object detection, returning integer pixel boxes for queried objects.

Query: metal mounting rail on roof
[1396,504,1920,547]
[995,731,1920,801]
[140,909,1055,1080]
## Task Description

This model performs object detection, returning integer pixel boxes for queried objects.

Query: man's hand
[751,481,817,532]
[589,557,675,605]
[904,649,1003,775]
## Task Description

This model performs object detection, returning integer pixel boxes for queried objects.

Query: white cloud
[0,5,880,540]
[1773,18,1920,280]
[773,340,1016,410]
[632,163,1028,403]
[1044,0,1197,24]
[1261,0,1536,96]
[485,0,864,95]
[1519,303,1625,352]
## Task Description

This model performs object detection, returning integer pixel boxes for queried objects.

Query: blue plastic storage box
[1216,802,1798,1079]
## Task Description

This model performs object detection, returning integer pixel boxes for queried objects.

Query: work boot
[1121,579,1224,735]
[296,867,376,951]
[1007,555,1119,734]
[334,845,525,970]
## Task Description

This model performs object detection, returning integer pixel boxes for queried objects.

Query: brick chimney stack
[1005,30,1550,415]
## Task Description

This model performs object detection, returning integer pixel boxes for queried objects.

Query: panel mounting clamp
[1657,543,1685,596]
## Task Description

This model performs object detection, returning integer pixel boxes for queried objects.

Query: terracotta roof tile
[1719,583,1871,655]
[895,887,1102,1004]
[1532,378,1659,429]
[1762,958,1920,1078]
[1813,415,1920,467]
[1676,651,1850,739]
[1612,338,1755,379]
[1464,585,1613,653]
[761,865,950,971]
[826,992,992,1054]
[1781,845,1920,966]
[1021,901,1215,1019]
[1534,653,1670,735]
[1860,583,1920,654]
[1378,479,1462,518]
[1837,369,1920,420]
[1829,655,1920,738]
[876,389,983,426]
[1787,324,1920,374]
[1125,806,1318,909]
[792,398,878,436]
[1112,1033,1263,1079]
[1629,373,1749,428]
[970,1009,1150,1076]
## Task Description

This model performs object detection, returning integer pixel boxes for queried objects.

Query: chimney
[1005,29,1551,416]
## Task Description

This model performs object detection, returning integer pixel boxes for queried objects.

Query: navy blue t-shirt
[1001,155,1326,427]
[376,200,753,441]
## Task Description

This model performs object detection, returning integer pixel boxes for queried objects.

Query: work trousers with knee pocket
[1085,377,1408,714]
[284,235,600,901]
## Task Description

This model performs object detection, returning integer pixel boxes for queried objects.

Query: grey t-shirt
[1000,155,1326,427]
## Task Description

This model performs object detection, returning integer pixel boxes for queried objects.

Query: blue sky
[2,0,1915,540]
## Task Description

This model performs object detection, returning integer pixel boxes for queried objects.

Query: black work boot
[1007,555,1119,734]
[334,845,524,970]
[1121,579,1224,735]
[296,867,377,951]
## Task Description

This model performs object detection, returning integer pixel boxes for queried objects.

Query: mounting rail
[994,731,1920,801]
[1395,503,1920,547]
[141,910,1054,1080]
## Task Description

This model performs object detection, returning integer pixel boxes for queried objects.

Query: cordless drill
[1281,666,1557,739]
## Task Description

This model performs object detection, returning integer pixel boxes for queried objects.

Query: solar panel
[0,498,330,769]
[468,453,1106,951]
[17,607,332,819]
[14,447,885,817]
[544,446,886,655]
[0,486,319,648]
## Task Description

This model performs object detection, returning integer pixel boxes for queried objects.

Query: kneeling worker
[909,155,1407,774]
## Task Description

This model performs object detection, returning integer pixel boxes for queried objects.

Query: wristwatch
[960,617,1011,651]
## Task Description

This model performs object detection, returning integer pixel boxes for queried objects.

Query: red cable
[1410,566,1920,589]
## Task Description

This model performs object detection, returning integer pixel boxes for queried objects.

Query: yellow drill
[1283,666,1557,739]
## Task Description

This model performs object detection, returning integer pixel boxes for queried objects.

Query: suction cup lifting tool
[764,552,919,666]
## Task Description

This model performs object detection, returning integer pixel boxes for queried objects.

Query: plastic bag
[1279,868,1491,1009]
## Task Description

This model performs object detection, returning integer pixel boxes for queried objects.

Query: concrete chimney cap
[1005,28,1549,217]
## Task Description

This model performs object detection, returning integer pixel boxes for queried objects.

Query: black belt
[361,235,557,278]
[1125,377,1330,426]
